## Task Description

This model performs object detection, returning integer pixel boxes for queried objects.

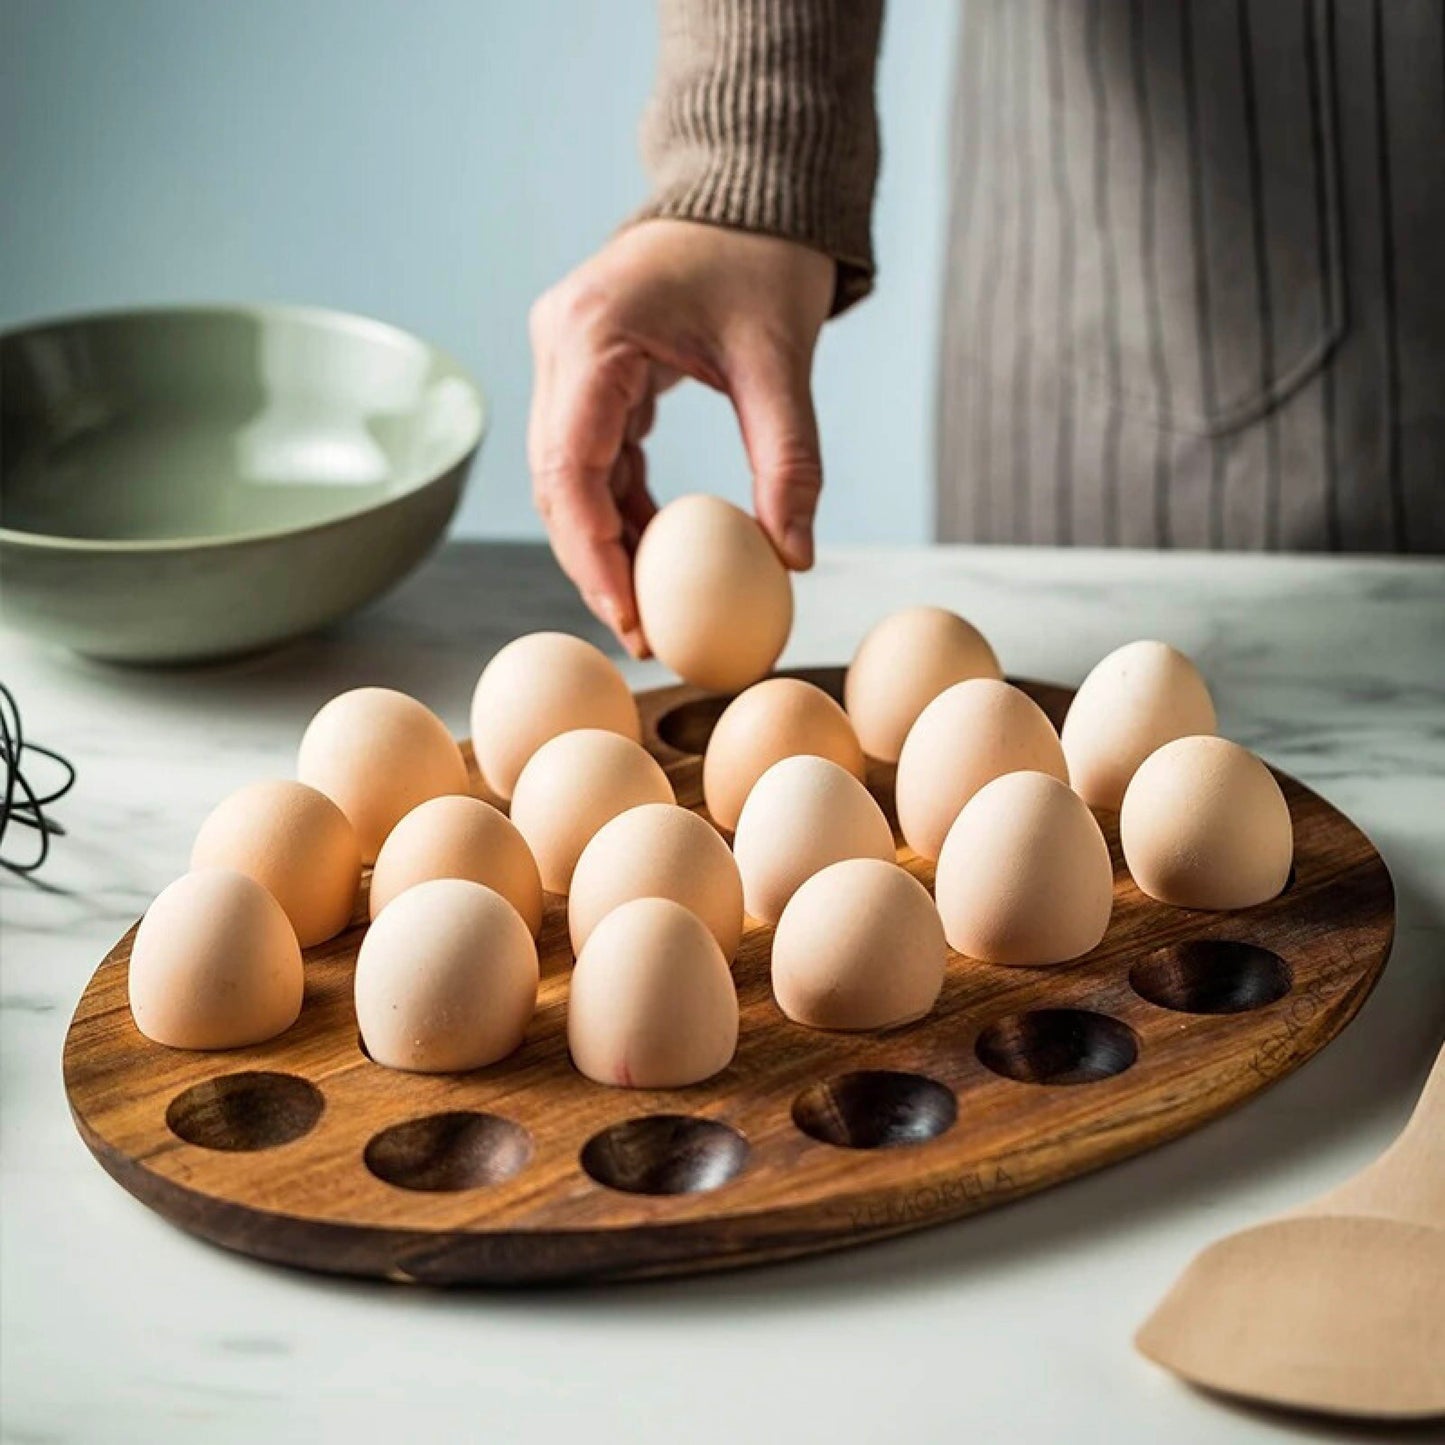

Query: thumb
[728,341,822,570]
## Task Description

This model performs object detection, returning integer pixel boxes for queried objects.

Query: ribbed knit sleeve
[635,0,884,314]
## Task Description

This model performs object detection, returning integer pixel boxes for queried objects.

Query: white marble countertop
[3,543,1443,1445]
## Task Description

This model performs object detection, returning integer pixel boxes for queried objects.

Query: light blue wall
[1,0,956,544]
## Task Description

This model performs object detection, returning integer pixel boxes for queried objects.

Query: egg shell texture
[772,857,946,1030]
[508,729,675,894]
[568,897,739,1088]
[1061,640,1217,810]
[633,494,793,692]
[568,803,744,959]
[732,754,896,925]
[702,677,865,832]
[934,771,1114,965]
[470,632,640,801]
[845,606,1002,763]
[1120,734,1293,909]
[128,868,304,1049]
[190,779,361,949]
[895,678,1067,861]
[354,878,539,1073]
[368,794,544,934]
[296,687,468,864]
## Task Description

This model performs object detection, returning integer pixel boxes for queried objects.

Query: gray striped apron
[937,0,1445,552]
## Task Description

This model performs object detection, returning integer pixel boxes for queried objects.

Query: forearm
[636,0,884,313]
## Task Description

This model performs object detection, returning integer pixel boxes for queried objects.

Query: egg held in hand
[895,678,1067,861]
[732,754,896,925]
[297,686,468,863]
[470,632,639,802]
[369,794,543,934]
[128,868,304,1049]
[568,802,744,960]
[1061,639,1217,810]
[191,779,361,948]
[568,897,739,1088]
[1121,735,1293,910]
[508,729,674,894]
[845,606,1002,763]
[702,676,865,832]
[935,770,1114,966]
[355,878,538,1073]
[633,494,793,692]
[772,858,946,1031]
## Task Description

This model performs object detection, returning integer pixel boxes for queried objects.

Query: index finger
[529,341,651,655]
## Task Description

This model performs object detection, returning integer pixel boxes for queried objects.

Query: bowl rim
[0,300,488,555]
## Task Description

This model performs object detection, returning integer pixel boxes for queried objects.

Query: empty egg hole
[976,1010,1139,1086]
[654,695,732,755]
[364,1111,532,1192]
[1130,940,1292,1015]
[792,1070,957,1150]
[166,1071,324,1152]
[580,1115,748,1196]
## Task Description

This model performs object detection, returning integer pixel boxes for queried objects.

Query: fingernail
[592,593,642,646]
[783,523,814,570]
[600,595,633,630]
[620,626,650,661]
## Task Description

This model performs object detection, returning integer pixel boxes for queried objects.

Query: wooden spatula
[1136,1041,1445,1420]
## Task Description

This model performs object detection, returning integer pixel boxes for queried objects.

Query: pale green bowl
[0,304,486,663]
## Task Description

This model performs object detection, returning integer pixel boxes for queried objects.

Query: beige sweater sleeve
[635,0,884,313]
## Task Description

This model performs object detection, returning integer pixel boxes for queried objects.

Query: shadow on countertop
[7,542,614,730]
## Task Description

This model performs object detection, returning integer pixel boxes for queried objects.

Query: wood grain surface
[63,669,1396,1285]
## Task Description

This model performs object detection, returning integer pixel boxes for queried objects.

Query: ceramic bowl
[0,304,486,663]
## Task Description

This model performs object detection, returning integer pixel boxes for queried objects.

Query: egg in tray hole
[120,568,1291,1101]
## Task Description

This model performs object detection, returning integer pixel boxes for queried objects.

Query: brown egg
[772,858,946,1030]
[895,678,1067,861]
[190,779,361,948]
[1121,735,1293,909]
[732,755,896,925]
[509,729,675,894]
[368,794,544,934]
[935,771,1114,965]
[354,878,538,1073]
[702,676,865,832]
[568,897,738,1087]
[469,632,640,801]
[297,687,468,863]
[633,494,793,691]
[845,606,1003,762]
[1062,640,1218,809]
[128,868,304,1049]
[568,803,744,960]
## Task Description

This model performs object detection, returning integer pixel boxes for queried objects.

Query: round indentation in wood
[792,1070,958,1149]
[165,1071,324,1152]
[654,695,731,755]
[580,1115,749,1196]
[976,1010,1139,1086]
[364,1111,532,1192]
[1130,940,1293,1015]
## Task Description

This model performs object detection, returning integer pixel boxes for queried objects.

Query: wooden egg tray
[63,668,1395,1285]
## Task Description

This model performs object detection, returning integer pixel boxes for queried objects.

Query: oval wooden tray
[63,669,1395,1285]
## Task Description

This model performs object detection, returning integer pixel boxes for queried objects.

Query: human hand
[528,218,835,656]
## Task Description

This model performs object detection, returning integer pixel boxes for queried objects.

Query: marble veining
[2,543,1443,1445]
